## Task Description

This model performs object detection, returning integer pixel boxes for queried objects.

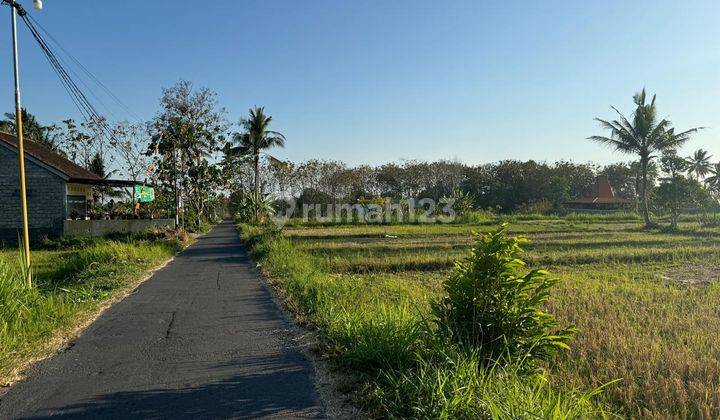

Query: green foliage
[150,81,227,228]
[239,223,605,417]
[445,188,474,216]
[372,347,611,419]
[227,106,286,203]
[462,160,596,214]
[232,191,276,225]
[456,209,495,224]
[706,163,720,193]
[686,149,713,180]
[589,88,703,227]
[431,224,577,366]
[655,176,709,229]
[0,107,61,150]
[660,149,687,179]
[283,219,720,417]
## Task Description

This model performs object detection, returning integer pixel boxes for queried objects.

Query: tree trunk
[254,151,260,221]
[254,153,260,199]
[640,156,651,228]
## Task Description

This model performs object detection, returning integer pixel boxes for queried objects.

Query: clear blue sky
[1,0,718,166]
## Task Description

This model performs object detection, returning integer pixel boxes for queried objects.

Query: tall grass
[373,347,612,419]
[281,220,720,417]
[239,224,609,417]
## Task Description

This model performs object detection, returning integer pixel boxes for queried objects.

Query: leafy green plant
[655,176,709,230]
[431,223,577,367]
[233,191,276,225]
[443,188,475,217]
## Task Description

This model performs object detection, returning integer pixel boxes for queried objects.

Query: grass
[241,215,720,418]
[0,232,187,385]
[239,223,614,418]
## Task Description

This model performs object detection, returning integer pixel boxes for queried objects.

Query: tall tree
[229,107,286,201]
[111,121,150,184]
[588,89,703,227]
[685,149,712,181]
[150,81,227,229]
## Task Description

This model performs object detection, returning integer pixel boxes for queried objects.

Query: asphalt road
[0,221,325,419]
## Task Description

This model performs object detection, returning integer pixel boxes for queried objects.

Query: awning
[68,178,155,188]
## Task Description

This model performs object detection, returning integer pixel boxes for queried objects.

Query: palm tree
[0,108,58,150]
[706,163,720,192]
[589,89,703,227]
[686,149,713,181]
[229,107,286,204]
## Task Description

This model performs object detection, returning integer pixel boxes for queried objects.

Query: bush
[431,223,577,367]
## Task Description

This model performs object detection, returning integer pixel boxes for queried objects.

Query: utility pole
[173,141,180,229]
[7,0,31,282]
[5,0,42,284]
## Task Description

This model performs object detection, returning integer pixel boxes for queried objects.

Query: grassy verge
[0,232,188,385]
[238,223,610,418]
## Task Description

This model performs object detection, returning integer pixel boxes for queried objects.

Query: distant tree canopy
[10,83,717,227]
[242,157,644,214]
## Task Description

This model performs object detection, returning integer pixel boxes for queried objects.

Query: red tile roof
[0,131,102,182]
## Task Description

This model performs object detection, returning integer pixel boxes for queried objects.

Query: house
[564,175,633,212]
[0,132,171,244]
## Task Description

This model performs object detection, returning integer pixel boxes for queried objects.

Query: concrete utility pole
[5,0,41,283]
[5,0,42,284]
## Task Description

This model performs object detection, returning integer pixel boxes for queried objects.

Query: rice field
[281,218,720,418]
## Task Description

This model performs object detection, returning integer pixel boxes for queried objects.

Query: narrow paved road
[0,221,325,419]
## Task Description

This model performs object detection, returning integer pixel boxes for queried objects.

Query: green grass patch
[273,218,720,418]
[239,223,611,418]
[0,234,187,385]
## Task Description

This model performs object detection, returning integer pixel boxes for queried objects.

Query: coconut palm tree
[589,89,703,227]
[0,108,58,150]
[706,163,720,192]
[229,107,286,204]
[685,149,713,181]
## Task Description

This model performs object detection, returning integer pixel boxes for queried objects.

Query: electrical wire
[20,13,120,143]
[26,14,143,122]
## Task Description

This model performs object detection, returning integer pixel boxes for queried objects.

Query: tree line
[0,83,716,228]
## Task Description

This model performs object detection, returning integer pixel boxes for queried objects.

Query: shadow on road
[25,355,321,419]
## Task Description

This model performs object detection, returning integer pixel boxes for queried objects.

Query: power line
[26,14,143,122]
[20,13,120,144]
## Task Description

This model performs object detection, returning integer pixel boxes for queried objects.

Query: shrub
[233,192,276,225]
[431,223,577,367]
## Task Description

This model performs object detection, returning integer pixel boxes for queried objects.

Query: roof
[0,131,103,182]
[565,175,633,205]
[566,196,633,204]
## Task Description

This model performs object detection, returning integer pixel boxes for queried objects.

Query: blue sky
[1,0,718,166]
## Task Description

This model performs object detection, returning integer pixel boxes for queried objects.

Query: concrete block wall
[63,219,175,237]
[0,145,66,246]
